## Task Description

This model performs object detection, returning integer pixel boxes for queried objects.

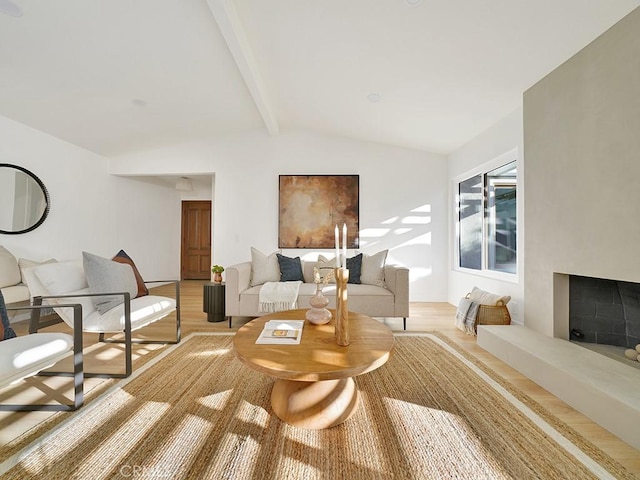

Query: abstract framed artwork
[279,175,359,249]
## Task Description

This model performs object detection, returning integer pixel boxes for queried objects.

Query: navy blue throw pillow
[0,291,17,341]
[276,254,304,282]
[346,253,363,284]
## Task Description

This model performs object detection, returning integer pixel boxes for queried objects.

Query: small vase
[213,272,223,284]
[305,284,332,325]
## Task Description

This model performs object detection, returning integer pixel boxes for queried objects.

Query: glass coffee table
[233,309,394,429]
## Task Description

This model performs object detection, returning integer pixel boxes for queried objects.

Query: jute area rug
[0,333,635,480]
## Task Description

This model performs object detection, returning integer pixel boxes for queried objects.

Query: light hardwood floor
[2,280,639,474]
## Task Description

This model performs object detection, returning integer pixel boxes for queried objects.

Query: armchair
[0,293,83,411]
[28,254,180,379]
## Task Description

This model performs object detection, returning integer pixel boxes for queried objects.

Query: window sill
[453,267,519,284]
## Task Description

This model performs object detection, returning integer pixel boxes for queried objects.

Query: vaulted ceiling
[0,0,638,157]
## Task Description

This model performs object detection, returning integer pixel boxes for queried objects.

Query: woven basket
[476,302,511,327]
[465,295,512,333]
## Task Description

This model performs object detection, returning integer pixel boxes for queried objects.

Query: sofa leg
[403,317,407,331]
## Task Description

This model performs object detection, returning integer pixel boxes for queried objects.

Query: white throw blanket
[259,281,302,313]
[455,297,480,335]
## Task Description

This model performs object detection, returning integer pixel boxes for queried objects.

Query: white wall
[447,107,525,323]
[524,7,640,336]
[0,115,181,280]
[111,129,449,301]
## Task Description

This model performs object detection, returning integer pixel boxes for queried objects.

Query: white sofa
[225,259,410,329]
[0,246,30,307]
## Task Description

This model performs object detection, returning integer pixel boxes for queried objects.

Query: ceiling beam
[207,0,279,136]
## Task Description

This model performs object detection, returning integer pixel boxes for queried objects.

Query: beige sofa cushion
[316,255,337,283]
[0,246,21,289]
[250,248,281,286]
[302,261,316,284]
[361,250,388,287]
[238,282,395,318]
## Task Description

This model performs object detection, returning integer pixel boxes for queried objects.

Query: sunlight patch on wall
[352,203,433,251]
[401,216,431,225]
[397,232,432,247]
[410,267,433,279]
[411,204,431,213]
[359,228,390,238]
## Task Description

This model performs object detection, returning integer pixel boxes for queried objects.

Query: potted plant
[211,265,224,284]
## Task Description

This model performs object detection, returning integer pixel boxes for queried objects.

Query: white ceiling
[0,0,638,158]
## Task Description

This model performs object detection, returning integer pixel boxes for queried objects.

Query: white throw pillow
[19,257,58,298]
[52,287,97,326]
[468,286,511,306]
[360,250,388,287]
[0,246,21,289]
[33,260,88,295]
[250,247,281,286]
[317,255,337,283]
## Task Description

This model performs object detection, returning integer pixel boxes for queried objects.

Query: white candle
[334,224,340,267]
[342,223,347,268]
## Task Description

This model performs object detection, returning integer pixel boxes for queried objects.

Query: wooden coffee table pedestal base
[234,310,394,430]
[270,377,360,429]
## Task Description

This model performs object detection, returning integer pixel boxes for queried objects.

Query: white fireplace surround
[477,274,640,450]
[553,273,571,340]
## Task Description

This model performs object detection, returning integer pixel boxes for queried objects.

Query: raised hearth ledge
[477,324,640,449]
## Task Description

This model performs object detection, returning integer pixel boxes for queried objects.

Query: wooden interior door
[181,200,212,280]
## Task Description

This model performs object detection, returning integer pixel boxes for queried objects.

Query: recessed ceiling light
[367,93,381,103]
[405,0,423,6]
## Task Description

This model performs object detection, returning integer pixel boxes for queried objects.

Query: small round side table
[203,282,227,323]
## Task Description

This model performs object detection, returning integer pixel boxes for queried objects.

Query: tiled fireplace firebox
[569,275,640,348]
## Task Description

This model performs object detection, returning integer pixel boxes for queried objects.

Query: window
[457,160,517,275]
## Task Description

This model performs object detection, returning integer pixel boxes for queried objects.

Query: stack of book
[255,320,304,345]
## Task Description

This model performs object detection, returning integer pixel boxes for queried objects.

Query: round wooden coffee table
[233,309,394,429]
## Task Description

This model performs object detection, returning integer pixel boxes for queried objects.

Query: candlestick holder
[334,267,350,346]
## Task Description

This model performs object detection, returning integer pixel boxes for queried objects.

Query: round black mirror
[0,164,50,235]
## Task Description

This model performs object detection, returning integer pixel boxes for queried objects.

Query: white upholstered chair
[28,252,180,379]
[0,294,83,411]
